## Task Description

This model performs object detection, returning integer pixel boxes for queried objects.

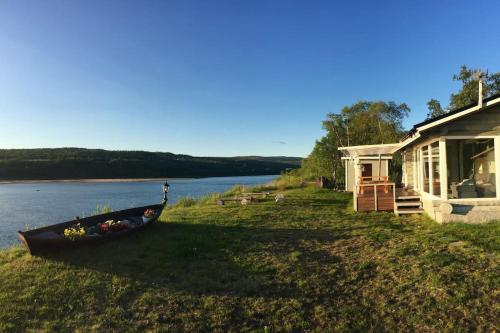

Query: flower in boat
[143,209,156,218]
[63,223,86,240]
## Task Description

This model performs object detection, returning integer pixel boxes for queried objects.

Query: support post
[495,137,500,200]
[413,149,417,190]
[353,184,358,211]
[428,144,434,196]
[439,137,448,200]
[393,183,396,213]
[374,184,378,211]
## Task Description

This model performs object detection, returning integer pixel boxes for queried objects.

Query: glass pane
[422,146,430,193]
[431,142,440,196]
[446,139,496,199]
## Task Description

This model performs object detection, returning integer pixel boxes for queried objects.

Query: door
[362,163,372,180]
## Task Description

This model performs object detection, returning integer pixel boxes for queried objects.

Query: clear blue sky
[0,1,499,157]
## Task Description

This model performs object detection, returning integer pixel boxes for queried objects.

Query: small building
[340,92,500,223]
[339,144,396,192]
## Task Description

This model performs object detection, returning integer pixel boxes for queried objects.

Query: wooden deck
[355,183,421,213]
[355,181,396,212]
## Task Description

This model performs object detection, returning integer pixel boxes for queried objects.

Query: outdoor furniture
[475,173,496,197]
[450,180,477,198]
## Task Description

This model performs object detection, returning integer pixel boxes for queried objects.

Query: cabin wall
[345,160,356,192]
[402,148,415,189]
[344,159,389,192]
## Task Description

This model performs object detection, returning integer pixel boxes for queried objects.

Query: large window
[422,146,430,193]
[446,139,496,198]
[431,142,440,196]
[420,142,441,195]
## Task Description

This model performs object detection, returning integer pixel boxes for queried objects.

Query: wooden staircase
[395,191,423,216]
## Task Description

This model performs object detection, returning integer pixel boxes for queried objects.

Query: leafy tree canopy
[300,101,409,184]
[426,65,500,120]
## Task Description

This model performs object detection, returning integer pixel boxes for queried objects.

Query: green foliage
[426,65,500,120]
[300,101,409,184]
[0,148,301,180]
[425,98,446,120]
[0,186,497,331]
[450,65,500,110]
[174,196,198,208]
[93,205,113,215]
[270,172,304,189]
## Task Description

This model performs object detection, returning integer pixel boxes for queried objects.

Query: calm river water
[0,175,277,248]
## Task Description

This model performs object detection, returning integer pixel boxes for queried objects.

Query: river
[0,175,278,248]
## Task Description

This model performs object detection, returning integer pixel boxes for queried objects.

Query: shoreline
[0,175,278,185]
[0,178,177,185]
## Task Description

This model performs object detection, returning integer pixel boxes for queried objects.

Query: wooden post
[374,184,378,211]
[428,144,434,196]
[392,183,396,213]
[418,148,423,192]
[353,184,358,211]
[495,137,500,200]
[413,149,418,191]
[439,137,448,200]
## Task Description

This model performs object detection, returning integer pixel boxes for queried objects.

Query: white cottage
[340,92,500,223]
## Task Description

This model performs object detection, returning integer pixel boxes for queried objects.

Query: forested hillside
[0,148,301,180]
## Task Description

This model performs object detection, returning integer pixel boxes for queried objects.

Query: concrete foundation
[420,195,500,223]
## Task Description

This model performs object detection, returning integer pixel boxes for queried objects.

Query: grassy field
[0,185,498,332]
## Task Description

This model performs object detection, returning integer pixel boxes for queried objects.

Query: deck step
[396,201,422,207]
[396,207,424,215]
[396,195,421,200]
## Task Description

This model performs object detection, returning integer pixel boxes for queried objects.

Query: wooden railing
[359,176,388,183]
[354,181,396,212]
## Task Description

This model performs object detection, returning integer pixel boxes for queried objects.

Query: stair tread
[397,208,424,214]
[396,201,422,207]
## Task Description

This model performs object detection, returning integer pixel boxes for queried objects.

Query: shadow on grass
[43,221,349,298]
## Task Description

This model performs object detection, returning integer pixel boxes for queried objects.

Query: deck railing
[354,180,396,212]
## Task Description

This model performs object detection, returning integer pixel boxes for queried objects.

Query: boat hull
[18,204,164,256]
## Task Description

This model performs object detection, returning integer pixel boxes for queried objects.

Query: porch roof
[338,143,402,157]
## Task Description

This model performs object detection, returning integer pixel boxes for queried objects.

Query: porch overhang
[338,143,402,158]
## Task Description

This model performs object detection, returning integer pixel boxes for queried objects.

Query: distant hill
[0,148,301,180]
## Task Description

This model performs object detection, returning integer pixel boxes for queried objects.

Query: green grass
[0,186,498,332]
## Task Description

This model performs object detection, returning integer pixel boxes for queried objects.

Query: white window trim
[415,139,441,200]
[413,135,500,202]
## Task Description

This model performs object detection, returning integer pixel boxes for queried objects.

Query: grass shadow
[43,221,349,298]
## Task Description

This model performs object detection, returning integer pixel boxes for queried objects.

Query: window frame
[413,135,500,202]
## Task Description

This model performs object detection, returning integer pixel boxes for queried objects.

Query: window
[422,146,430,193]
[431,142,440,196]
[446,139,496,199]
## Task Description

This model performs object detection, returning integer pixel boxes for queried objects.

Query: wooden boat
[18,203,165,256]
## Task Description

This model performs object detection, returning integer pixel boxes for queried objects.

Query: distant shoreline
[0,178,179,185]
[0,175,278,185]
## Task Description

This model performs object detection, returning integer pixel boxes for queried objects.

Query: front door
[362,164,372,179]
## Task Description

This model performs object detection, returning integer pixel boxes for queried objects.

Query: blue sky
[0,1,499,157]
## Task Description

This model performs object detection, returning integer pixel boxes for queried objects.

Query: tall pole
[478,78,484,108]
